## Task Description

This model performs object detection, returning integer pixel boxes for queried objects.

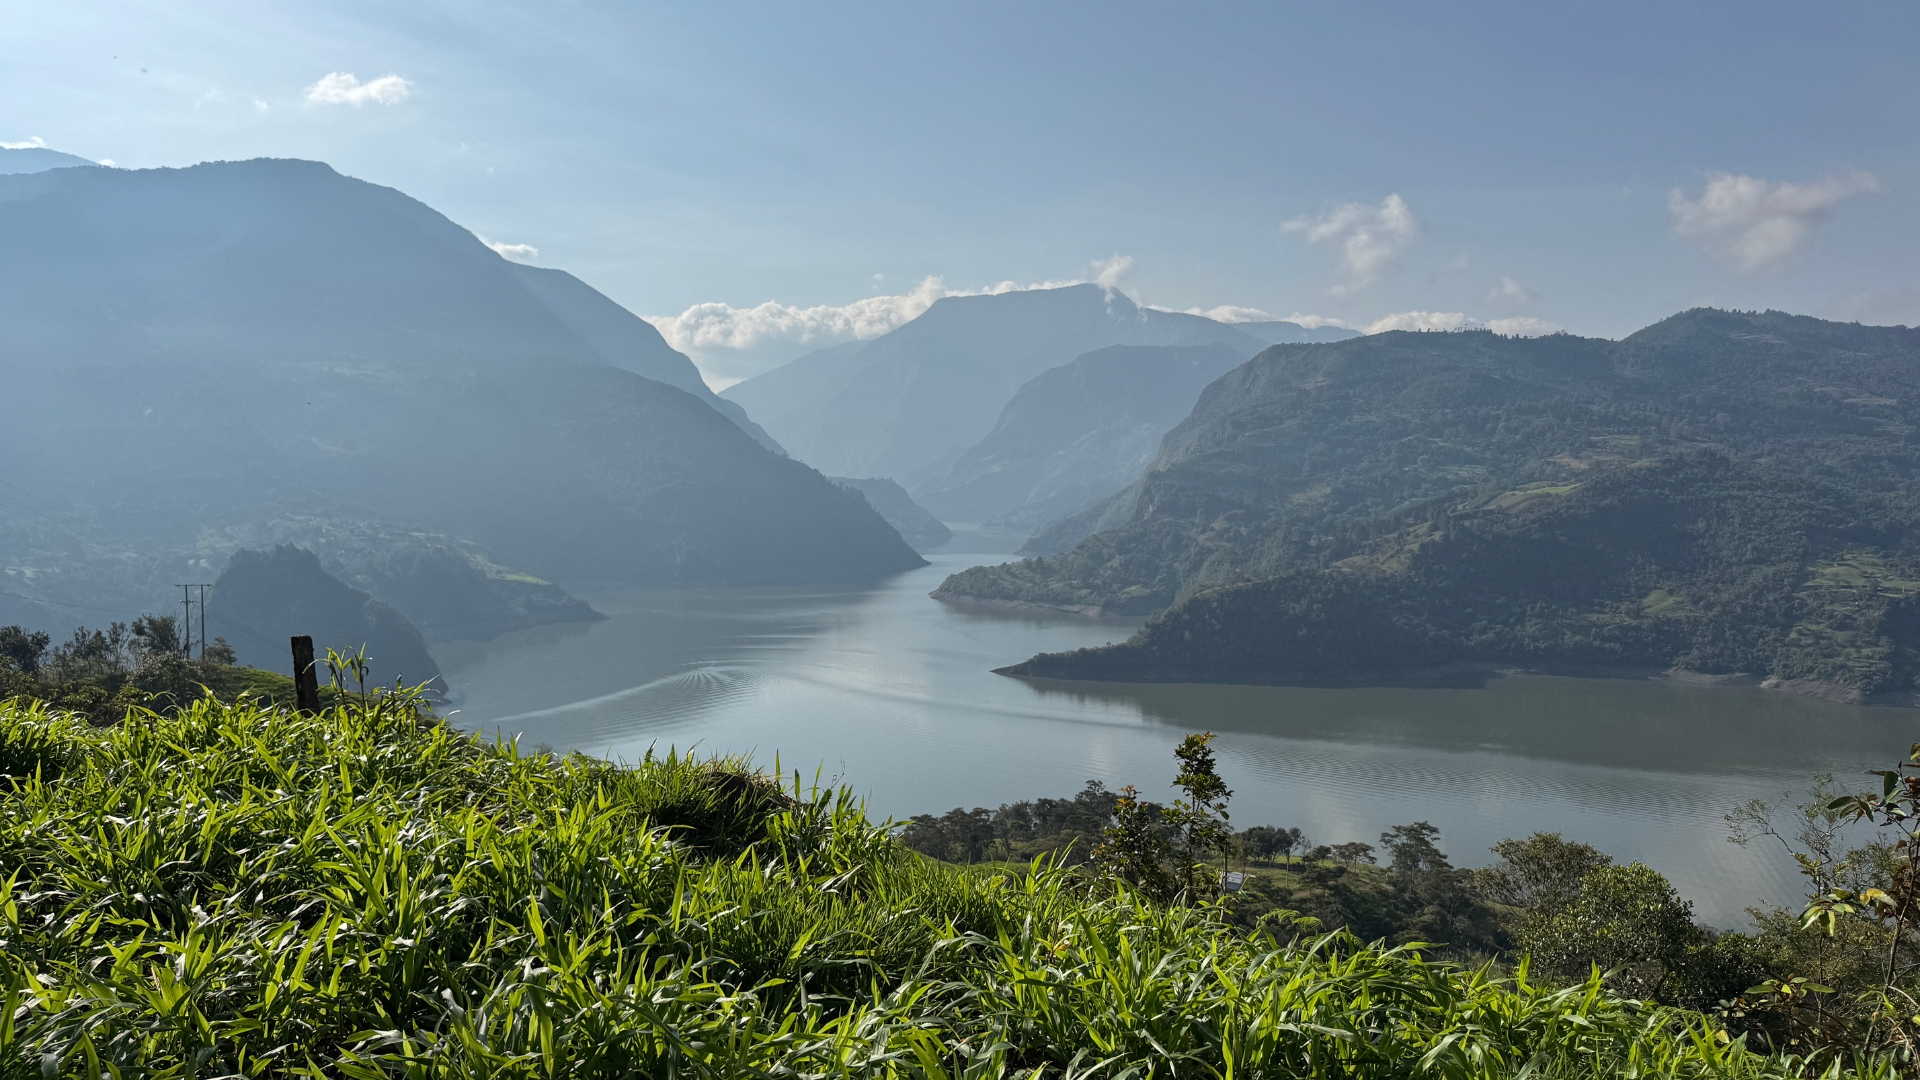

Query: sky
[6,0,1917,386]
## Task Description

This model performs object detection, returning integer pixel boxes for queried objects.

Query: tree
[0,655,36,701]
[0,625,50,675]
[1518,862,1701,998]
[1326,842,1377,865]
[1380,821,1451,875]
[1162,732,1234,890]
[1092,785,1178,902]
[1476,832,1614,913]
[1240,825,1309,862]
[130,614,182,658]
[202,637,237,666]
[48,623,129,680]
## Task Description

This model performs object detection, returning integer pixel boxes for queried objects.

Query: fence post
[291,635,320,714]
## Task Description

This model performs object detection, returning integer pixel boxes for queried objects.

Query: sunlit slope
[950,311,1920,697]
[0,696,1841,1077]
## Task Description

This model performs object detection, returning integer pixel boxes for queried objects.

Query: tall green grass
[0,695,1889,1077]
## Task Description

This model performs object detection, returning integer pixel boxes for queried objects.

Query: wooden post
[291,635,320,714]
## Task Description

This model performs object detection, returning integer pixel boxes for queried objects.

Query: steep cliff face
[0,159,924,594]
[209,546,444,694]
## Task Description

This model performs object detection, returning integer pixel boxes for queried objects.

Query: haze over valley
[8,6,1920,1069]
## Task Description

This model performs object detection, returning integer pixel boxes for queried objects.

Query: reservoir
[434,529,1915,927]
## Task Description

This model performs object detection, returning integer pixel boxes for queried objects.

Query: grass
[0,693,1895,1077]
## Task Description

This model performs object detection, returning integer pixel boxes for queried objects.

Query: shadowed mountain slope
[830,477,952,551]
[505,262,781,452]
[721,285,1262,481]
[0,159,922,592]
[912,343,1262,528]
[208,545,443,694]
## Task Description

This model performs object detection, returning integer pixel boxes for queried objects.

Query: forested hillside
[944,310,1920,697]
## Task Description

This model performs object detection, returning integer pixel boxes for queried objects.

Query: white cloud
[1284,194,1418,294]
[1092,254,1136,289]
[1366,310,1472,334]
[1176,304,1280,323]
[305,72,412,106]
[1167,305,1356,331]
[483,238,539,263]
[1284,312,1354,330]
[0,136,46,149]
[1484,316,1564,337]
[652,276,970,355]
[1486,276,1537,307]
[1669,171,1879,273]
[1364,311,1564,336]
[97,159,115,167]
[650,259,1124,357]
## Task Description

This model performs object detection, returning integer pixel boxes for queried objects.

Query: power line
[0,587,281,653]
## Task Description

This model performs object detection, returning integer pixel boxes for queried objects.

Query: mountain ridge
[945,310,1920,698]
[0,158,924,609]
[722,284,1264,479]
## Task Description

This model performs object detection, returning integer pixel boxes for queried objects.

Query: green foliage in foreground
[0,697,1888,1078]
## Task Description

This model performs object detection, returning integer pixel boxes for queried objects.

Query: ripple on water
[432,540,1914,926]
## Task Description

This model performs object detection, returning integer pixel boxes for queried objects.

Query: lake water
[434,528,1917,927]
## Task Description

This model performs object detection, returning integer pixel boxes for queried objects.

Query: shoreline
[993,660,1920,709]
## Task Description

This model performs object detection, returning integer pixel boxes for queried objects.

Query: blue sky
[7,1,1917,384]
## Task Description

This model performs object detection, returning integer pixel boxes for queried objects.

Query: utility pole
[172,583,213,659]
[195,584,209,659]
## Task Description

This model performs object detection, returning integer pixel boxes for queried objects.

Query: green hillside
[944,311,1920,697]
[0,694,1868,1077]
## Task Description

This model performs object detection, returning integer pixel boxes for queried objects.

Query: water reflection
[1014,675,1911,777]
[433,530,1915,926]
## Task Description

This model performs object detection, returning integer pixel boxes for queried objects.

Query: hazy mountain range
[0,146,98,174]
[0,157,924,644]
[721,285,1278,485]
[911,343,1264,527]
[944,310,1920,702]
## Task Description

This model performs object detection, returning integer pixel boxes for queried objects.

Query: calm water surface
[434,529,1918,926]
